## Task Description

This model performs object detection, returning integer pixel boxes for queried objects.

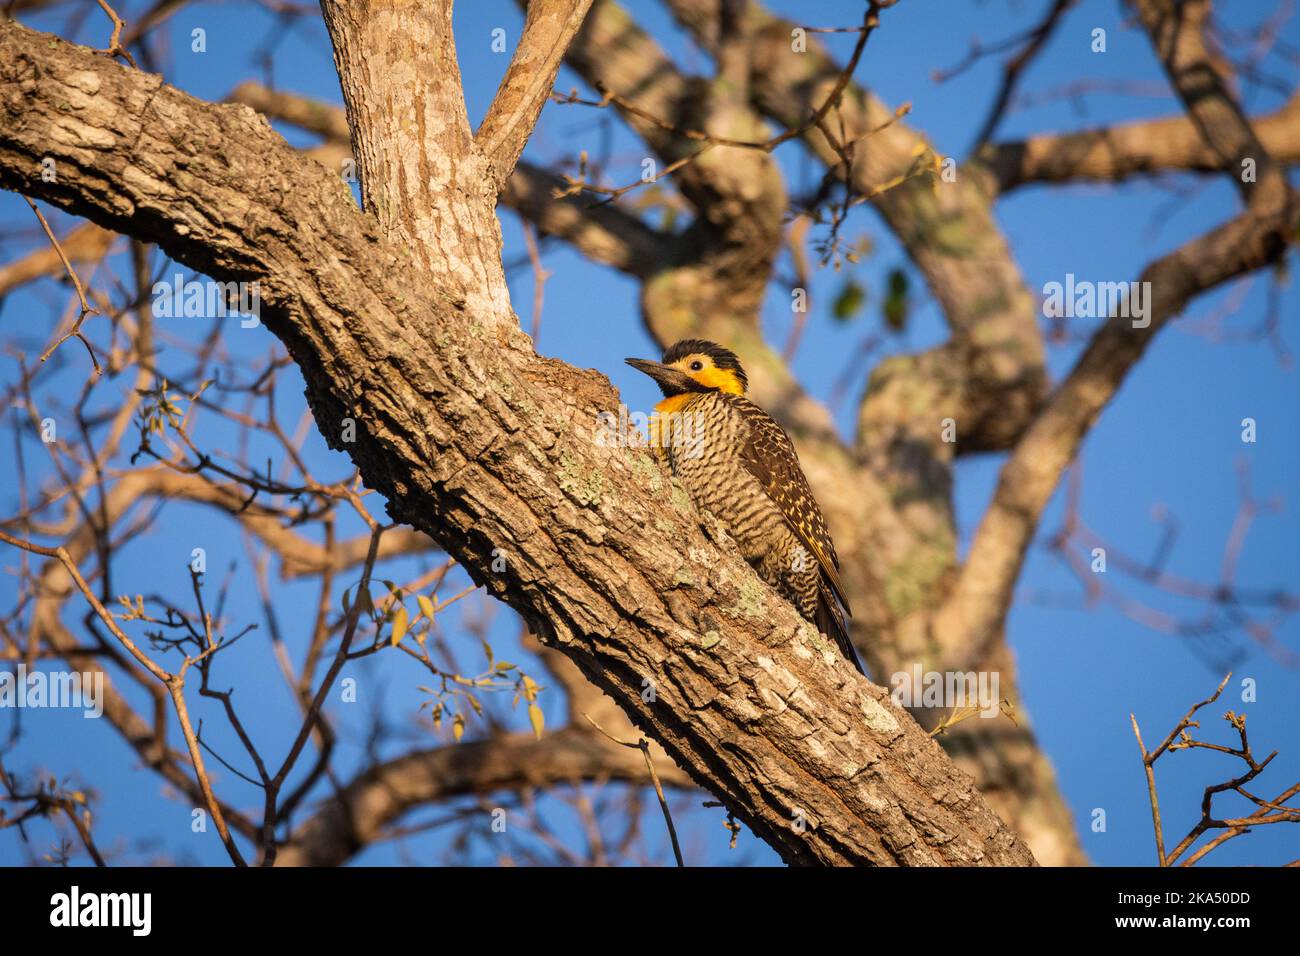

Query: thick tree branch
[476,0,595,194]
[318,0,509,318]
[983,92,1300,194]
[1132,0,1287,205]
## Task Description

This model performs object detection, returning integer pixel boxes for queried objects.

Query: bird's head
[625,339,749,398]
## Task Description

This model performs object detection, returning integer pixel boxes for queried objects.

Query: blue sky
[1,0,1296,867]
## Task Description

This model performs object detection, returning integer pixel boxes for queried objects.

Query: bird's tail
[816,587,865,676]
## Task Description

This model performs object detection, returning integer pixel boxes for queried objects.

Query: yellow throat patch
[650,367,743,447]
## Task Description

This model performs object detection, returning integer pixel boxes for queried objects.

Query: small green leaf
[883,268,910,332]
[832,278,866,322]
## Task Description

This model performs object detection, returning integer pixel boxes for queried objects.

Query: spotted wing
[726,395,853,618]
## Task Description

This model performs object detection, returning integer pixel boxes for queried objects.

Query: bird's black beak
[625,358,702,396]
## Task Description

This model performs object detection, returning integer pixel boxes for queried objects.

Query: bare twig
[583,713,684,867]
[94,0,138,67]
[25,198,102,375]
[968,0,1076,152]
[1132,674,1300,866]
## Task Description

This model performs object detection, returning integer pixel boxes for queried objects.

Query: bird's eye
[689,361,704,371]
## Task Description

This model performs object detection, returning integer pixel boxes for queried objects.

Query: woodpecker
[626,339,864,675]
